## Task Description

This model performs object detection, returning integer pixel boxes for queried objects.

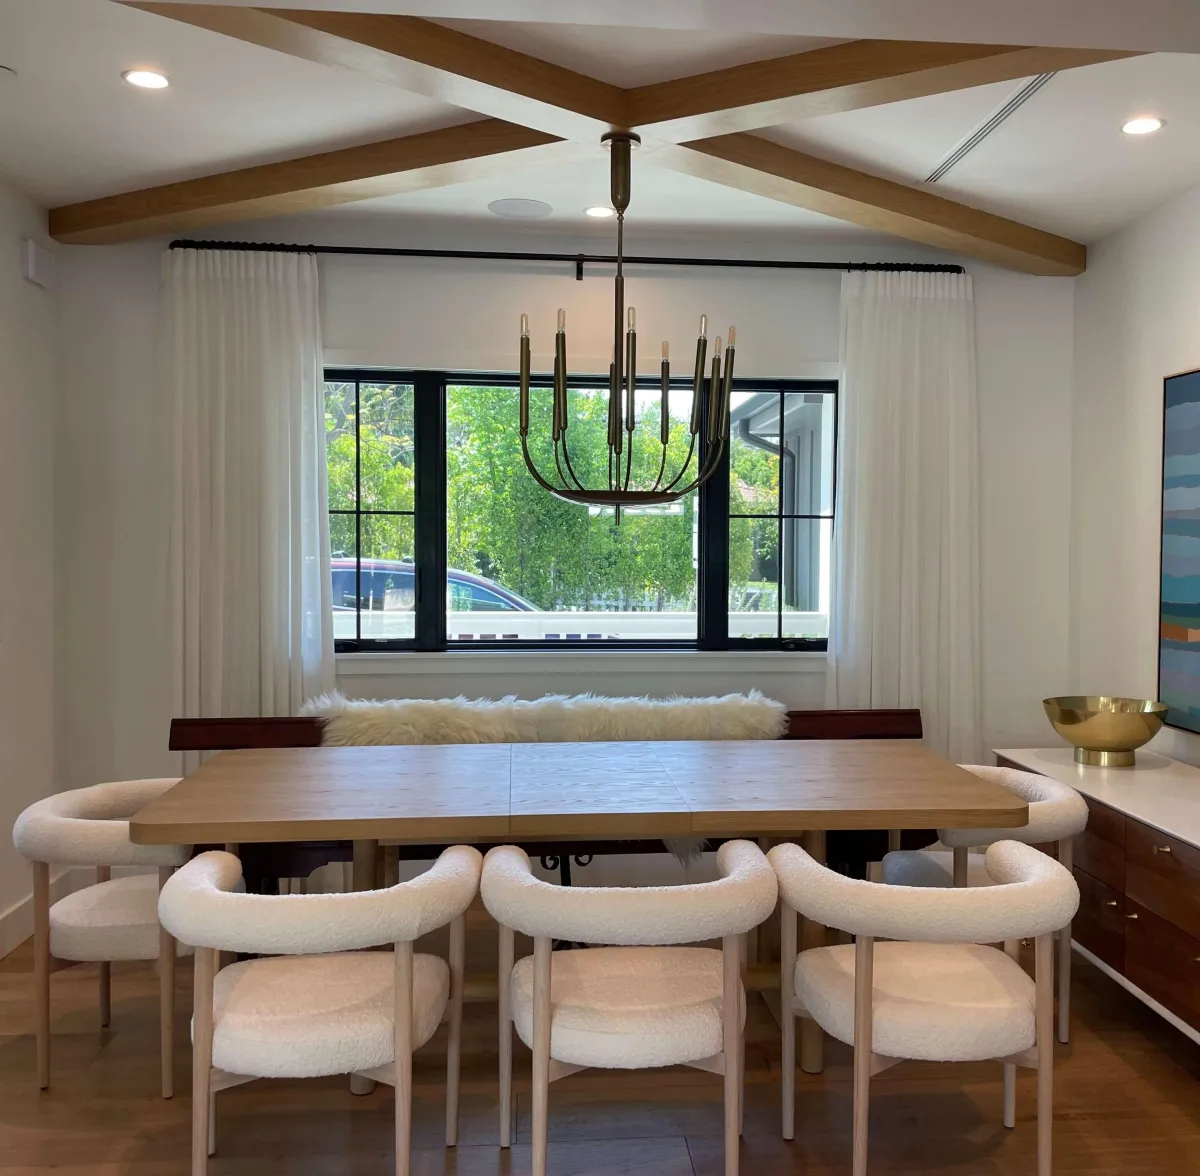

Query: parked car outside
[330,557,536,613]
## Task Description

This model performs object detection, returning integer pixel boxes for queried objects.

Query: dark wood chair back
[170,708,922,751]
[783,708,923,740]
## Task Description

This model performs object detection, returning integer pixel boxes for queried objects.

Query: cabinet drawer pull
[1126,913,1139,920]
[1153,845,1173,854]
[1103,900,1119,907]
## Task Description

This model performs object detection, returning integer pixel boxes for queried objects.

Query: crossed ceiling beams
[48,4,1139,273]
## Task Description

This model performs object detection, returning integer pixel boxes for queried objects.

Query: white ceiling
[431,20,841,88]
[140,0,1200,55]
[768,54,1200,242]
[0,0,472,204]
[335,151,878,240]
[2,1,1200,249]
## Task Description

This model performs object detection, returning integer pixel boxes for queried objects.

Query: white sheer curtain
[163,248,334,727]
[826,270,981,762]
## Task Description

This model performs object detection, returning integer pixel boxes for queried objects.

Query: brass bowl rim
[1042,695,1168,715]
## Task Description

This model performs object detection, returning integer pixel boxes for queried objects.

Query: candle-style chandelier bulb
[516,131,736,518]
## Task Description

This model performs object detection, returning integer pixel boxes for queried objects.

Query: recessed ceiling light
[1122,116,1164,135]
[123,69,170,90]
[487,198,553,219]
[585,206,615,218]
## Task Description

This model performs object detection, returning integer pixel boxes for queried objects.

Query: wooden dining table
[130,737,1026,845]
[131,737,1027,1077]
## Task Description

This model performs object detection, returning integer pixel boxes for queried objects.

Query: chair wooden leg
[1056,839,1073,1044]
[852,935,874,1176]
[952,847,969,887]
[498,923,514,1149]
[738,934,747,1138]
[159,867,176,1099]
[350,840,380,1097]
[96,866,111,1029]
[1003,935,1019,1128]
[800,830,826,1075]
[192,947,216,1176]
[722,935,742,1176]
[33,861,50,1090]
[780,900,797,1141]
[531,936,553,1176]
[394,940,414,1176]
[207,1092,217,1157]
[445,914,464,1148]
[1036,934,1054,1176]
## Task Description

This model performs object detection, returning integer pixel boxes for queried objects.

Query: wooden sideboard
[995,747,1200,1045]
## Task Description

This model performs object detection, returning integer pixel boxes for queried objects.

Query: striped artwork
[1161,368,1200,732]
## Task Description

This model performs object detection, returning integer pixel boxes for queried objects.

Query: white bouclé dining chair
[12,778,190,1095]
[482,840,778,1176]
[880,765,1088,1042]
[157,845,481,1176]
[771,839,1079,1176]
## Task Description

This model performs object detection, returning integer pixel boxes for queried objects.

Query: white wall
[1071,181,1200,764]
[54,218,1077,795]
[0,177,57,944]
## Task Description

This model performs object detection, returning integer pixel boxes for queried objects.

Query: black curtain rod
[167,238,964,279]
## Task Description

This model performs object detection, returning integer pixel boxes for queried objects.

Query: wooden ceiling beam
[49,120,565,244]
[126,3,627,141]
[628,41,1139,141]
[661,134,1086,276]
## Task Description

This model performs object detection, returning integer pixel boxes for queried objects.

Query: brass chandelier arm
[650,443,668,493]
[662,434,700,494]
[560,434,586,491]
[553,442,573,491]
[520,434,567,495]
[666,435,728,498]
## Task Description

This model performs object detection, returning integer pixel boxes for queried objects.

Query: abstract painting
[1160,367,1200,733]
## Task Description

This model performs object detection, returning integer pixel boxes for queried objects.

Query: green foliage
[325,381,779,613]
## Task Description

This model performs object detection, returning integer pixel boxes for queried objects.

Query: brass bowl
[1043,696,1168,767]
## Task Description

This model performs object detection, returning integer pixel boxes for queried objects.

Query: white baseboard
[0,867,92,961]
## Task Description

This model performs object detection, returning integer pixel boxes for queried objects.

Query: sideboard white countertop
[993,747,1200,850]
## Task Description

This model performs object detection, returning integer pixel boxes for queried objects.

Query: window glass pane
[325,381,357,510]
[359,383,415,512]
[729,391,780,517]
[330,524,358,643]
[446,383,698,641]
[781,391,836,517]
[781,519,831,640]
[729,516,780,639]
[356,515,415,641]
[729,516,832,640]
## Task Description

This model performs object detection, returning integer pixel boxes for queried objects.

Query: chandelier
[518,131,736,522]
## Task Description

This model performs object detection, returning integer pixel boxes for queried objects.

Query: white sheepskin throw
[300,690,787,747]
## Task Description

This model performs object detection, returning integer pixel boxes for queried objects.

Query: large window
[326,370,835,652]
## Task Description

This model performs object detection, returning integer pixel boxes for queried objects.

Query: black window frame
[327,368,836,654]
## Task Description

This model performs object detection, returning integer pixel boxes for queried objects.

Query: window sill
[335,648,828,677]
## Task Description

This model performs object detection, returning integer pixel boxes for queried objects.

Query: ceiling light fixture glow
[123,69,170,90]
[1122,116,1163,135]
[585,206,615,218]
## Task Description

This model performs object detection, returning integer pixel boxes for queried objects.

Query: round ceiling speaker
[488,198,553,219]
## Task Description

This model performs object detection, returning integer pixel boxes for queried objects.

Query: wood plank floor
[2,940,1198,1174]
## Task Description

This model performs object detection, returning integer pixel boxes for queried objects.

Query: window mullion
[697,397,730,651]
[413,371,447,651]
